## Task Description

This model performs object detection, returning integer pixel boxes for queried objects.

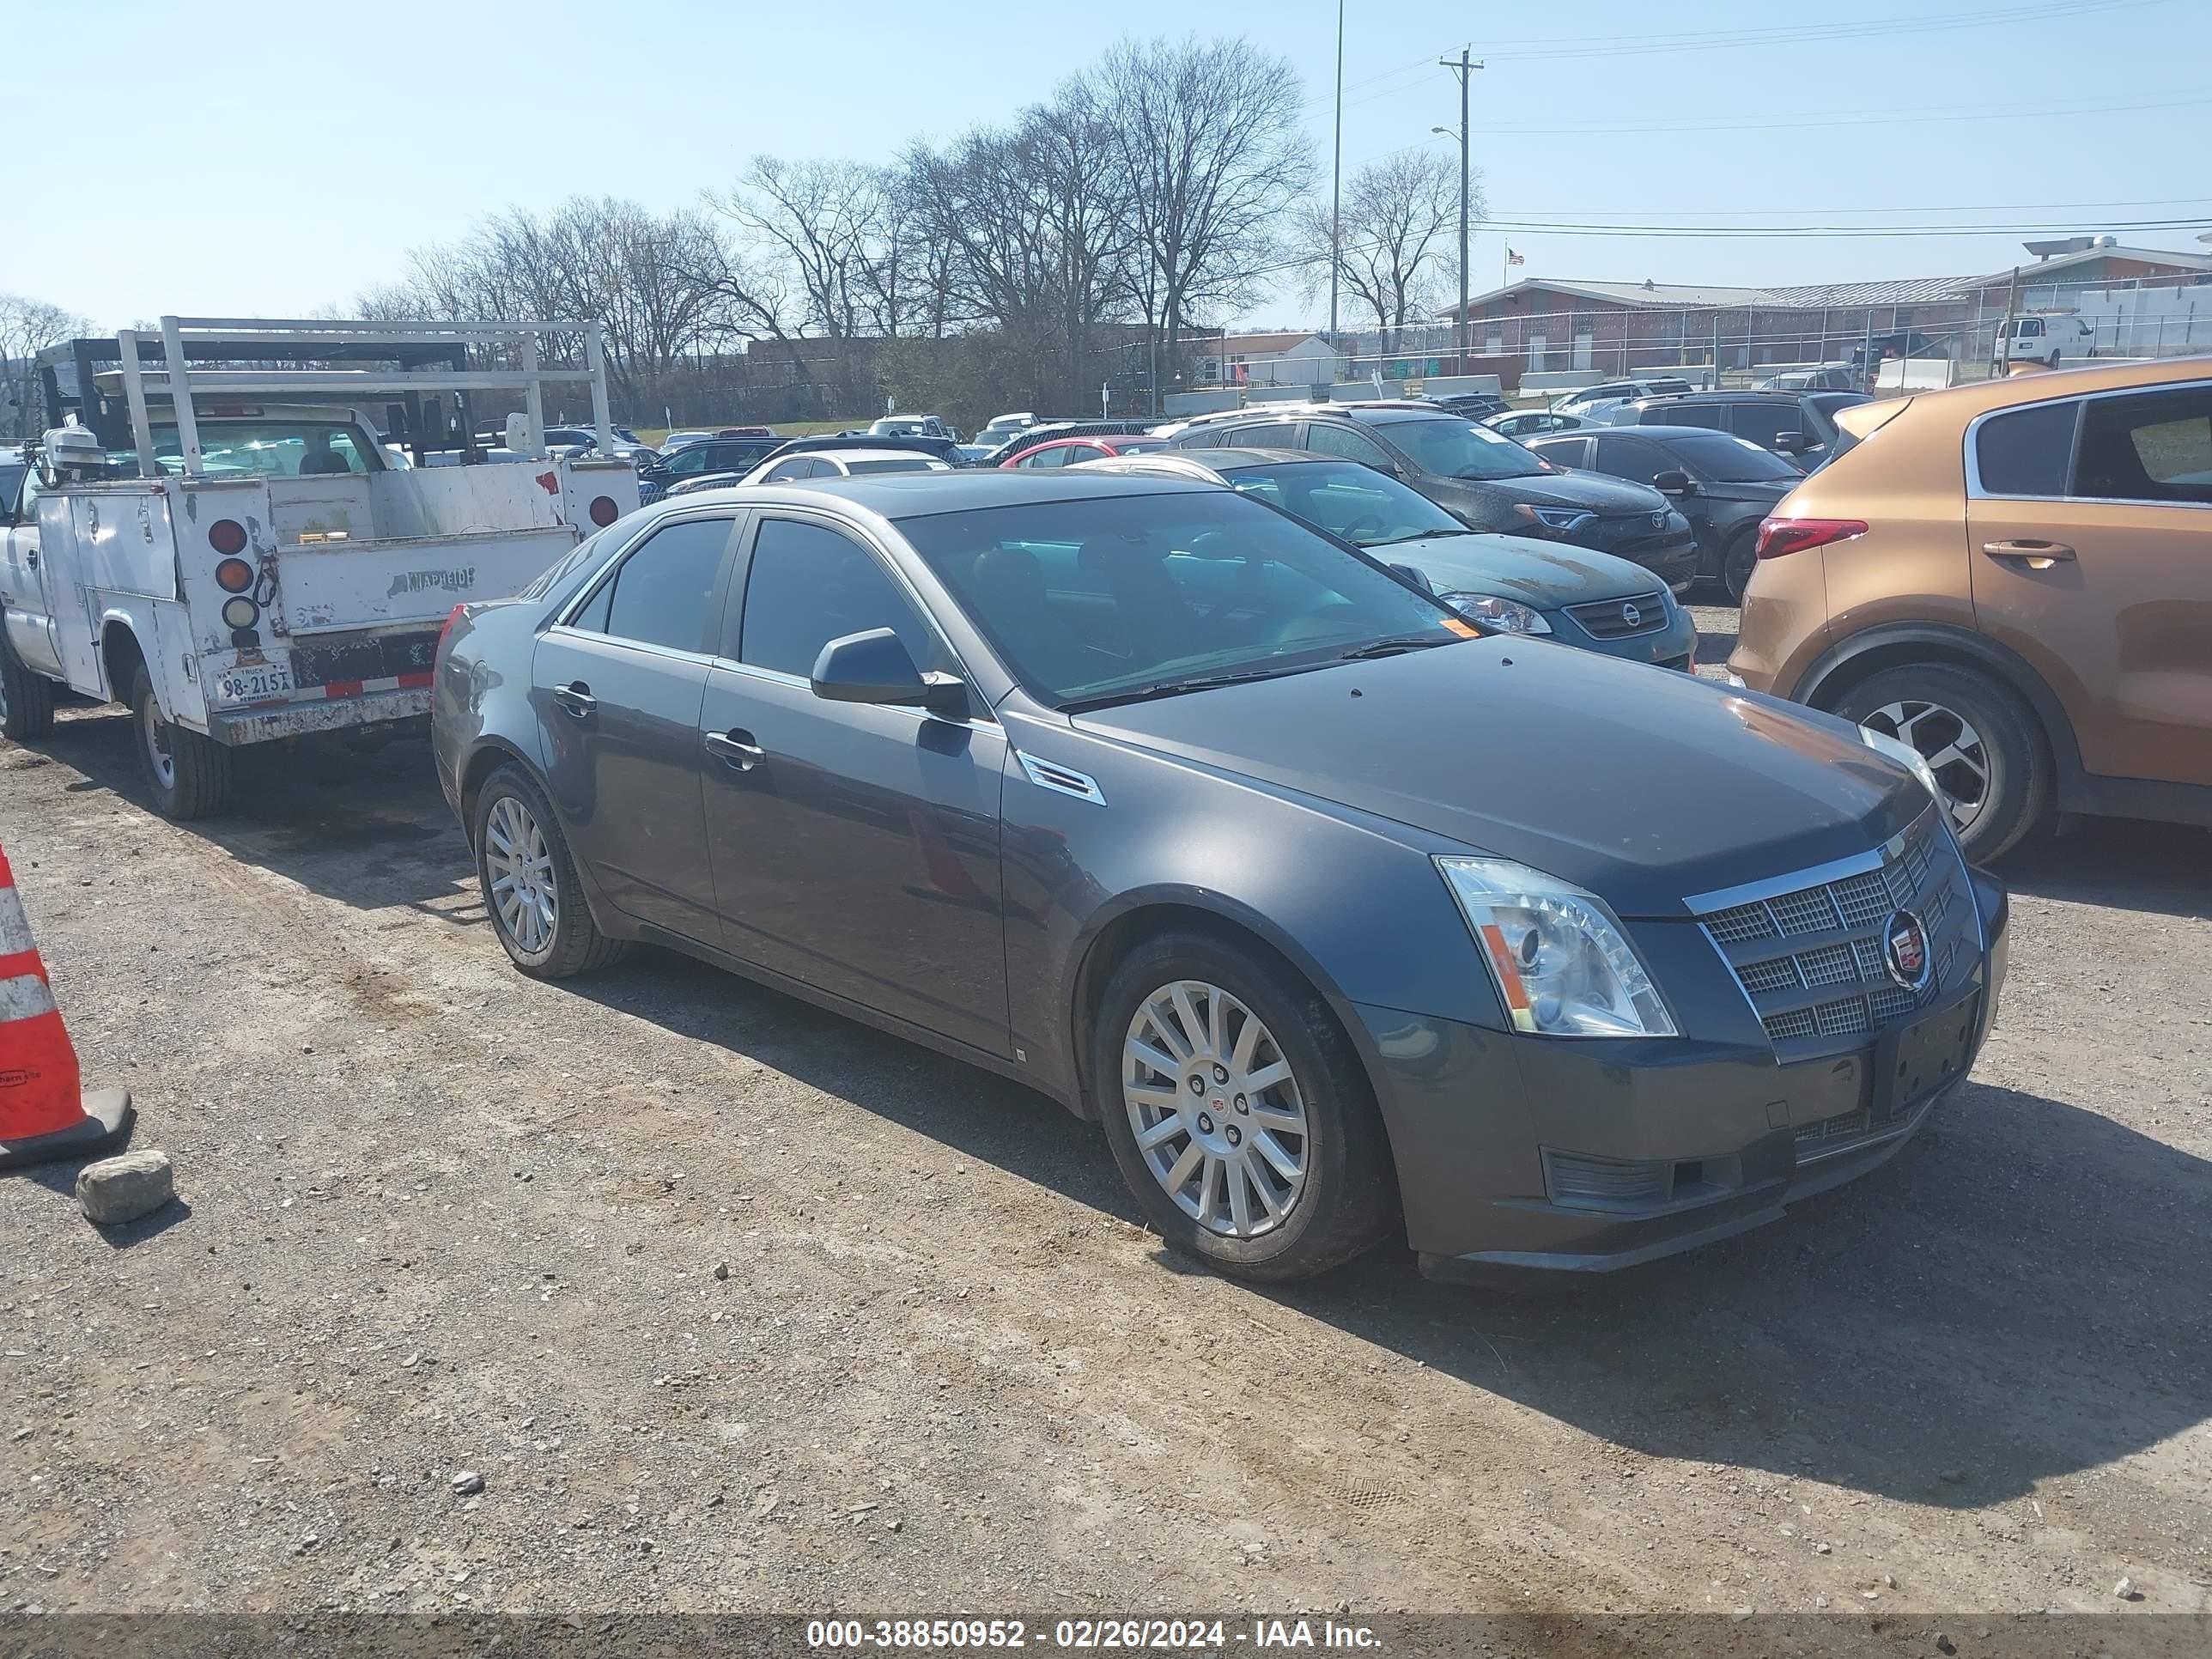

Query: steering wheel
[1336,514,1386,544]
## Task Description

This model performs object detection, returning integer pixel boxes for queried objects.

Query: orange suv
[1729,357,2212,861]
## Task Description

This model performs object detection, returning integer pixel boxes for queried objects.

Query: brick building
[1437,241,2212,374]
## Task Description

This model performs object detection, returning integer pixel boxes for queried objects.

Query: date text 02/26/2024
[804,1618,1380,1650]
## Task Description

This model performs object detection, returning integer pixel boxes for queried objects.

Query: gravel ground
[3,632,2208,1621]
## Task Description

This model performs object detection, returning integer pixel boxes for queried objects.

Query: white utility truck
[0,317,639,817]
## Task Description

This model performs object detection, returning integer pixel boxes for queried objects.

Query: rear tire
[1832,663,2049,861]
[472,764,629,979]
[0,623,58,742]
[130,665,234,818]
[1090,929,1398,1283]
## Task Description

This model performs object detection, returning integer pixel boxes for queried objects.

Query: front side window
[1367,414,1543,481]
[2075,385,2212,505]
[763,458,823,482]
[1595,435,1672,485]
[577,515,732,651]
[1728,404,1802,448]
[1975,400,2079,497]
[665,445,714,476]
[737,518,938,678]
[1303,422,1395,470]
[898,489,1465,708]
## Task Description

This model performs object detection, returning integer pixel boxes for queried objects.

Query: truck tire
[130,665,234,819]
[1832,663,2049,862]
[0,625,58,742]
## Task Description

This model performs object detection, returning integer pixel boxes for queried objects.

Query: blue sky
[8,0,2209,331]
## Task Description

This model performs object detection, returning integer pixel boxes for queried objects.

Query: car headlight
[1436,856,1679,1038]
[1513,503,1595,533]
[1859,723,1944,805]
[1441,592,1552,635]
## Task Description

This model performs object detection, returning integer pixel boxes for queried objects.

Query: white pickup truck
[0,317,639,817]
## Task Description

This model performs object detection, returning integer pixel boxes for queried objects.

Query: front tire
[1832,662,2050,861]
[1090,930,1397,1282]
[1720,526,1759,604]
[130,665,234,818]
[0,624,58,742]
[472,764,628,979]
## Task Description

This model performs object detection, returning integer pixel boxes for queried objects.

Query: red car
[1000,434,1166,469]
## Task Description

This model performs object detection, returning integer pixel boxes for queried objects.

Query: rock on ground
[74,1148,175,1226]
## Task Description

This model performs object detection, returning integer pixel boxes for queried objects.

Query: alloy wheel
[484,794,558,954]
[1122,979,1310,1239]
[1863,697,1989,834]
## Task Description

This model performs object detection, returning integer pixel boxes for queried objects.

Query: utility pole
[1441,47,1482,374]
[1329,0,1344,345]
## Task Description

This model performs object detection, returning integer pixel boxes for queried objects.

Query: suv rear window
[1974,401,2079,496]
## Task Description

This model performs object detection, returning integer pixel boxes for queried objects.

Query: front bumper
[1548,601,1700,672]
[1352,866,2008,1277]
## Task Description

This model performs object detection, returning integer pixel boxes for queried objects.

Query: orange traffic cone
[0,843,131,1170]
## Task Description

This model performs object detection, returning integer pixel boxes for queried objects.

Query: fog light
[220,596,259,629]
[215,556,254,593]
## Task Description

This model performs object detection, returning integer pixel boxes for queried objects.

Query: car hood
[1073,641,1924,916]
[1377,533,1662,606]
[1432,467,1668,514]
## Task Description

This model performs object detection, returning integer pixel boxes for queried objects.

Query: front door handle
[1981,538,2075,568]
[552,681,597,719]
[705,729,765,771]
[23,548,35,569]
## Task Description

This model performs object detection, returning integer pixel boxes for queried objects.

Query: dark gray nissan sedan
[431,471,2009,1284]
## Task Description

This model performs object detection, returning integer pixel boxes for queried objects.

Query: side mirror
[1651,468,1692,495]
[1388,562,1435,594]
[811,628,965,715]
[1771,431,1809,454]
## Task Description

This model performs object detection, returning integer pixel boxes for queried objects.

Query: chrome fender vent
[1015,751,1106,806]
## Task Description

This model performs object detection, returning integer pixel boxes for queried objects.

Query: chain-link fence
[1291,270,2212,394]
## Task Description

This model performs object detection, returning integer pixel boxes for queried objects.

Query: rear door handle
[705,729,765,771]
[552,681,597,718]
[1981,539,2075,566]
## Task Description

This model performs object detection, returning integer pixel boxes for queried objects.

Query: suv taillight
[1756,517,1868,560]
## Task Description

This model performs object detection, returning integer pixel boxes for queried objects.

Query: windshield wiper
[1367,528,1474,545]
[1335,634,1455,660]
[1061,665,1307,712]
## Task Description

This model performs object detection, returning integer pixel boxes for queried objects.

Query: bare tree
[1293,150,1469,346]
[708,157,882,342]
[1096,36,1315,410]
[0,295,91,441]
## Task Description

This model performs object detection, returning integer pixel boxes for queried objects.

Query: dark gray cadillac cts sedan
[431,472,2009,1284]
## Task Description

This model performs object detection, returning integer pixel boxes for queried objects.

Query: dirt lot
[3,633,2209,1622]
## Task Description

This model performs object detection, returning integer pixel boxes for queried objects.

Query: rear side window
[2074,385,2212,505]
[1974,401,2079,497]
[1658,402,1725,431]
[1532,435,1591,468]
[1595,435,1668,483]
[586,515,733,650]
[1229,422,1297,448]
[736,518,939,678]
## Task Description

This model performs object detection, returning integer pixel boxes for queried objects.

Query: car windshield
[1662,433,1803,482]
[1215,459,1467,547]
[137,421,379,478]
[897,490,1468,708]
[1369,413,1545,480]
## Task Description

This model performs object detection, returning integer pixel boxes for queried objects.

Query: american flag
[1507,248,1525,266]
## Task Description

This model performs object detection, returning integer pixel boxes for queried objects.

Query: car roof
[671,471,1213,520]
[1539,423,1759,444]
[1075,447,1322,481]
[799,448,949,465]
[1626,390,1803,405]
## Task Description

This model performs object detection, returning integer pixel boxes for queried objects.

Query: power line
[1467,88,2210,137]
[1477,217,2212,238]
